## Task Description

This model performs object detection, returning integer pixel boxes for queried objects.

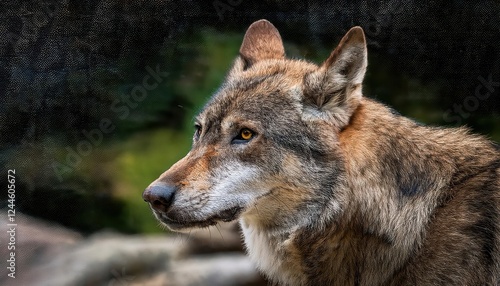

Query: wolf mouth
[157,206,243,230]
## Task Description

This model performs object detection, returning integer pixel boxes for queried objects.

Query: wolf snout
[142,182,176,212]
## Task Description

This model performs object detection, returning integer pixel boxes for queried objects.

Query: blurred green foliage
[112,129,192,233]
[10,29,246,234]
[110,30,245,233]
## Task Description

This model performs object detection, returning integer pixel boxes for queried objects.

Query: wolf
[143,19,500,285]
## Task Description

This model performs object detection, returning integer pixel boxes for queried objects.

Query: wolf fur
[143,20,500,285]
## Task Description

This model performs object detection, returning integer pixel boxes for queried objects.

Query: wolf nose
[142,183,176,212]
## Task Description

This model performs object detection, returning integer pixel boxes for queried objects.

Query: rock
[0,214,266,286]
[131,253,266,286]
[0,212,82,282]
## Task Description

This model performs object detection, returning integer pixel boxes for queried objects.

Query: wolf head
[143,20,367,232]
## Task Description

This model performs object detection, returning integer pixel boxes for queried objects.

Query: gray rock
[0,214,266,286]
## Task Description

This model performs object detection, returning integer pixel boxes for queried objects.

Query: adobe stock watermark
[213,0,243,21]
[52,65,169,182]
[6,169,17,279]
[443,74,499,125]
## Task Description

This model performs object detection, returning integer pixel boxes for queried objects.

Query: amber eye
[194,124,202,139]
[240,129,253,140]
[232,128,255,144]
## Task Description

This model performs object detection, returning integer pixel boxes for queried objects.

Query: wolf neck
[240,216,307,285]
[240,187,333,285]
[339,98,456,248]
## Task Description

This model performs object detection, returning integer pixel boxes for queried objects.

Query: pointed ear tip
[252,19,272,25]
[248,19,276,30]
[243,19,281,41]
[347,26,366,43]
[240,19,284,65]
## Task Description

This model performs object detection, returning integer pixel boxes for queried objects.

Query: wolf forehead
[197,59,319,125]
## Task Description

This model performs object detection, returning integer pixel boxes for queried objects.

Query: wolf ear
[235,19,285,71]
[303,26,367,128]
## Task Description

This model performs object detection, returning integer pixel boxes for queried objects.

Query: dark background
[1,0,499,234]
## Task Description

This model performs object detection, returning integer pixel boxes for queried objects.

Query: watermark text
[443,74,499,125]
[7,169,17,279]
